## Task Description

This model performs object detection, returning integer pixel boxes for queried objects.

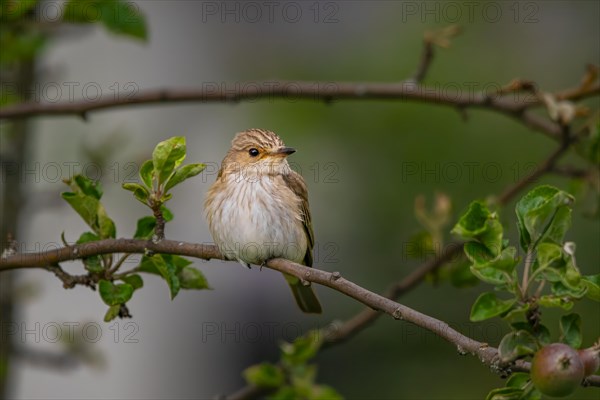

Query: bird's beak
[273,146,296,156]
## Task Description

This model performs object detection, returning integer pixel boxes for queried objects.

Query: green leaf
[63,0,147,41]
[61,192,99,229]
[164,163,206,192]
[520,387,542,400]
[62,178,115,239]
[0,28,45,64]
[139,255,180,299]
[511,322,551,345]
[446,259,479,288]
[581,274,600,301]
[98,280,134,306]
[452,201,503,256]
[540,206,571,245]
[122,183,150,205]
[75,232,103,273]
[311,385,344,400]
[169,254,193,272]
[515,185,574,250]
[464,241,495,265]
[134,216,156,239]
[550,281,587,299]
[405,231,434,260]
[559,313,582,349]
[270,387,297,400]
[161,205,174,222]
[468,245,519,275]
[1,0,39,21]
[289,364,317,392]
[498,330,538,363]
[121,274,144,290]
[76,232,100,244]
[505,372,531,389]
[104,305,121,322]
[139,159,154,188]
[535,243,564,272]
[489,246,519,273]
[504,374,542,400]
[82,254,103,273]
[501,302,530,320]
[98,208,116,239]
[178,267,210,290]
[138,255,159,274]
[485,387,523,400]
[280,330,323,366]
[152,137,186,186]
[470,292,517,322]
[72,175,103,199]
[243,363,284,388]
[538,295,574,310]
[469,266,509,285]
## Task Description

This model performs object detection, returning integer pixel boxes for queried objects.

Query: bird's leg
[260,258,271,271]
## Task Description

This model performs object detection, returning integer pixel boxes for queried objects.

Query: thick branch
[1,239,598,388]
[0,239,220,271]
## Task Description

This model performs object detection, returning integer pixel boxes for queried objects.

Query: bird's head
[221,129,296,178]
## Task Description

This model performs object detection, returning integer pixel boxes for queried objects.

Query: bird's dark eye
[248,148,259,157]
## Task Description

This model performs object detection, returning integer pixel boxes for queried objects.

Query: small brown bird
[204,129,322,313]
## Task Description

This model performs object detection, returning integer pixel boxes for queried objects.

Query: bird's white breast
[205,174,307,266]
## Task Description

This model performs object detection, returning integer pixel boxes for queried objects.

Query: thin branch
[550,165,593,179]
[496,137,572,205]
[0,81,596,140]
[2,239,598,389]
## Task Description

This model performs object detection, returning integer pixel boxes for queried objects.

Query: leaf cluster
[60,137,207,322]
[452,185,599,399]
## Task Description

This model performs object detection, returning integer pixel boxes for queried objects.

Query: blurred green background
[1,1,598,399]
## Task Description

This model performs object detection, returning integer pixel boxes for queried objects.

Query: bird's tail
[286,275,322,314]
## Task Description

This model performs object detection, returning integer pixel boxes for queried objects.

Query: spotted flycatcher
[204,129,322,314]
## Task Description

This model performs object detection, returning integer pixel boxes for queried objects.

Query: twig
[151,202,165,242]
[411,40,434,83]
[107,253,132,275]
[47,264,96,290]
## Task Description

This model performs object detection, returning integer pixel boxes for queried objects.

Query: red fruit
[578,347,600,376]
[531,343,584,397]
